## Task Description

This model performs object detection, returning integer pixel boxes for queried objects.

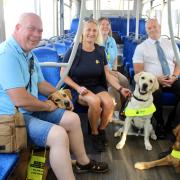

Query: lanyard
[105,41,110,61]
[23,54,34,92]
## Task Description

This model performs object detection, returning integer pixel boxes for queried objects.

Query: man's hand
[157,75,172,87]
[45,100,58,112]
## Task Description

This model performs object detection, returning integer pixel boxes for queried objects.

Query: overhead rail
[167,0,180,67]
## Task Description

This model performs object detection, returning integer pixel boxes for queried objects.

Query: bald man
[133,18,180,139]
[0,13,108,179]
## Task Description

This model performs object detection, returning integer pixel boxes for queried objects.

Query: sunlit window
[86,0,134,10]
[64,5,71,30]
[4,0,35,38]
[64,0,70,6]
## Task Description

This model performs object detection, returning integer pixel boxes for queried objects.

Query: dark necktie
[155,41,170,76]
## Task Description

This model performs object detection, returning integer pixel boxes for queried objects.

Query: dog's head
[48,89,73,110]
[134,72,159,95]
[172,125,180,150]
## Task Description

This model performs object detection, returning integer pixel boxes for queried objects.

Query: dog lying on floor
[114,72,159,150]
[135,124,180,172]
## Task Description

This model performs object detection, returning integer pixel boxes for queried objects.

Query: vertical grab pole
[135,0,140,40]
[167,0,180,67]
[56,0,86,89]
[127,0,130,36]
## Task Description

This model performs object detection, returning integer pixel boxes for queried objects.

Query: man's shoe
[158,148,172,159]
[155,125,166,140]
[91,134,105,152]
[98,129,108,146]
[74,159,109,173]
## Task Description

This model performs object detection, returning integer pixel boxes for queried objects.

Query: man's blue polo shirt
[0,36,44,115]
[103,36,118,70]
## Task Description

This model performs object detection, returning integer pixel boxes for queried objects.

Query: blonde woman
[98,17,129,115]
[61,18,131,152]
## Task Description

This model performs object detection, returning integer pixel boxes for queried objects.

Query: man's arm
[7,87,56,112]
[38,80,57,96]
[172,61,180,76]
[133,63,144,74]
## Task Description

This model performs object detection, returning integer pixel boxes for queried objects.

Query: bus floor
[47,113,180,180]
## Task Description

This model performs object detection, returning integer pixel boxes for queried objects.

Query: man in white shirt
[133,18,180,139]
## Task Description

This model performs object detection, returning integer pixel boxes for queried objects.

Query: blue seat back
[32,47,60,100]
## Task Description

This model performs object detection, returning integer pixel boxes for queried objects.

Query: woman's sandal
[74,159,109,173]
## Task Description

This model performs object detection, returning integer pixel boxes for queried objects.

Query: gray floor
[47,114,180,180]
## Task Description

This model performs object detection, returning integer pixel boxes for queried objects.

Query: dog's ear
[134,72,144,83]
[63,89,72,99]
[151,76,159,93]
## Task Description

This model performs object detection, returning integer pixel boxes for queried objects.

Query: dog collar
[171,150,180,159]
[133,94,148,102]
[125,103,156,116]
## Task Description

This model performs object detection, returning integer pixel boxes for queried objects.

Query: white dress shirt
[133,37,178,76]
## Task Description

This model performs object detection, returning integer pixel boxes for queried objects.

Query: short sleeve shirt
[0,36,44,115]
[63,44,108,91]
[103,36,118,70]
[133,37,177,76]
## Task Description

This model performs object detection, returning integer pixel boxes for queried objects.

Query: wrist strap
[118,86,123,93]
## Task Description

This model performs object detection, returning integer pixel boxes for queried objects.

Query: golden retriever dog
[135,124,180,172]
[114,72,159,150]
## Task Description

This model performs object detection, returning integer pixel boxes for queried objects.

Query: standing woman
[98,17,129,114]
[61,19,131,152]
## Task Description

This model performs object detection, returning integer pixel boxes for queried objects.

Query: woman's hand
[120,87,132,98]
[77,86,88,96]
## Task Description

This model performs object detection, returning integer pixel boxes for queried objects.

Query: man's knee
[61,111,81,128]
[47,125,69,147]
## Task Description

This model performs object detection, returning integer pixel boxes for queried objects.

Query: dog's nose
[64,100,70,107]
[142,83,148,90]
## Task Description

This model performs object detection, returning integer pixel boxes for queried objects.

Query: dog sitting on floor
[114,72,159,150]
[135,124,180,172]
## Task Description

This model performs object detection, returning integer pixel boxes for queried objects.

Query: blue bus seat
[0,153,19,180]
[161,92,176,106]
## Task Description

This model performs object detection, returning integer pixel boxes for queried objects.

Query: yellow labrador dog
[135,125,180,172]
[114,72,159,150]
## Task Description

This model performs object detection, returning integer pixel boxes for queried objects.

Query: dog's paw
[151,134,157,140]
[116,141,125,149]
[134,162,146,170]
[114,130,122,137]
[145,143,152,151]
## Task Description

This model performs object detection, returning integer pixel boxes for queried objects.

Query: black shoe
[158,148,172,159]
[155,125,166,140]
[91,134,105,152]
[98,129,108,146]
[74,159,109,173]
